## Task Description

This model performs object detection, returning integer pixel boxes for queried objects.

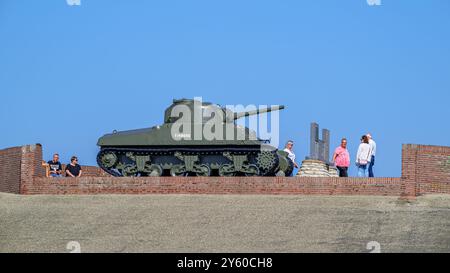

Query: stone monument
[297,122,338,177]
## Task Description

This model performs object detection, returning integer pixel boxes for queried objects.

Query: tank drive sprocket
[256,151,279,175]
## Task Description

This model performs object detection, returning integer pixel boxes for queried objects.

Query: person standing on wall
[356,135,372,178]
[66,156,83,178]
[367,133,377,177]
[332,138,350,177]
[283,140,299,176]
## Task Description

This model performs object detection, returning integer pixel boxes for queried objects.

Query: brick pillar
[19,144,44,194]
[0,146,22,194]
[399,144,418,201]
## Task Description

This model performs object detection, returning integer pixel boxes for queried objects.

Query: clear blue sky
[1,0,449,177]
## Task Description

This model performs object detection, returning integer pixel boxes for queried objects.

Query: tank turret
[163,98,285,124]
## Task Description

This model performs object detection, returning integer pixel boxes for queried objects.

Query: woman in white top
[356,135,372,177]
[283,140,299,176]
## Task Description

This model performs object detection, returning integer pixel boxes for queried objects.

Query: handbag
[359,159,368,165]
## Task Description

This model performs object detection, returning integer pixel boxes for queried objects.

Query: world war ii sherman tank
[97,99,294,177]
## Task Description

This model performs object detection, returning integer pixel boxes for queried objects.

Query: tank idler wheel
[170,165,187,177]
[195,164,211,177]
[243,164,260,177]
[147,164,163,177]
[100,151,118,169]
[218,164,236,177]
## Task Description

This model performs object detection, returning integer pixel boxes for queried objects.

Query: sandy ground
[0,193,449,253]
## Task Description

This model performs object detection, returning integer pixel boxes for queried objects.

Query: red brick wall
[0,144,45,194]
[58,164,109,177]
[402,144,450,195]
[0,144,106,194]
[0,146,23,194]
[1,143,449,196]
[19,144,46,194]
[27,177,404,195]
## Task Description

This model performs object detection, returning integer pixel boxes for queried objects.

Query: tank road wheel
[170,165,187,177]
[243,164,260,177]
[256,151,279,176]
[147,164,163,177]
[195,164,211,177]
[122,164,138,177]
[218,164,236,177]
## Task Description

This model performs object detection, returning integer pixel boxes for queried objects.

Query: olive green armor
[97,99,293,177]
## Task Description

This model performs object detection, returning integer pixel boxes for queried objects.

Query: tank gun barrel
[233,105,285,120]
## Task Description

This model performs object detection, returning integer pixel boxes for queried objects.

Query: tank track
[284,157,295,177]
[97,146,282,177]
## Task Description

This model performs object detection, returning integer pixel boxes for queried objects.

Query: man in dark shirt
[47,154,63,177]
[66,156,83,177]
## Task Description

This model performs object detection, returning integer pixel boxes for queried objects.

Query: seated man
[66,156,83,178]
[47,154,63,177]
